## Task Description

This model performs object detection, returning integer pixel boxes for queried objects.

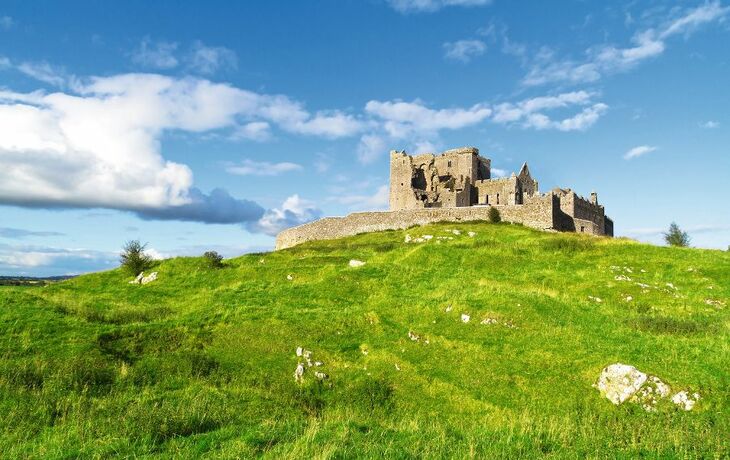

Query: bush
[120,240,153,276]
[203,251,224,269]
[663,222,690,247]
[488,206,501,223]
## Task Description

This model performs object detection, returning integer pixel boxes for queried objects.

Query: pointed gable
[518,162,531,178]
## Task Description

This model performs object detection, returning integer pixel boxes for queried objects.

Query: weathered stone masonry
[276,146,613,250]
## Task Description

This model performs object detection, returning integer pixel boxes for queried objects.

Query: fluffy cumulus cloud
[357,99,492,163]
[443,39,487,62]
[522,2,729,86]
[700,120,719,129]
[491,91,608,131]
[624,145,657,160]
[387,0,491,13]
[225,159,303,176]
[246,195,321,236]
[0,72,359,226]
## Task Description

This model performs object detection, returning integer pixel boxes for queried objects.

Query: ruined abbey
[276,146,613,250]
[389,147,613,236]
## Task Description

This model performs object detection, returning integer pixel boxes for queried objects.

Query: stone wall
[276,198,556,250]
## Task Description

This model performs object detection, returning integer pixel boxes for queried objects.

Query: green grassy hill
[1,222,728,458]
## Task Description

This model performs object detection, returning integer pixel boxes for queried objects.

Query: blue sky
[1,0,728,276]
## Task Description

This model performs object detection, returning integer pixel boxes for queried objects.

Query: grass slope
[0,222,728,458]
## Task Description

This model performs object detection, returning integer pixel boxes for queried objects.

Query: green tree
[120,240,153,276]
[488,206,501,223]
[203,251,224,269]
[663,222,690,247]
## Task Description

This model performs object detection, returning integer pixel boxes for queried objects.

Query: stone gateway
[276,146,613,250]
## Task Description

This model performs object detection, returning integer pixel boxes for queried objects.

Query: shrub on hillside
[203,251,224,269]
[120,240,153,276]
[488,206,501,223]
[663,222,690,247]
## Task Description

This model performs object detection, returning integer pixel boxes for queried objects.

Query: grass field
[1,222,728,458]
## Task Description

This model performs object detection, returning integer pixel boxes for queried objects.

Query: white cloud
[188,41,238,74]
[700,120,719,129]
[0,16,13,30]
[624,145,657,160]
[131,38,179,69]
[225,159,303,176]
[357,134,388,164]
[387,0,491,13]
[0,243,117,276]
[332,185,390,211]
[443,40,487,62]
[492,91,608,131]
[247,195,321,236]
[522,2,729,86]
[491,168,508,177]
[365,99,491,138]
[232,121,272,141]
[0,72,361,224]
[16,61,71,87]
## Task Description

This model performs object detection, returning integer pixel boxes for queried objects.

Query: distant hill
[0,222,727,457]
[0,275,76,286]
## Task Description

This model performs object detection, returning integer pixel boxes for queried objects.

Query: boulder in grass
[349,259,366,268]
[672,391,700,411]
[140,272,157,285]
[595,363,648,405]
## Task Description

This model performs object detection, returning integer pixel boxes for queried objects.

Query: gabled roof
[518,162,531,177]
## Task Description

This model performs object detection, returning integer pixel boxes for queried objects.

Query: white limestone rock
[296,346,303,357]
[314,371,328,380]
[461,313,470,323]
[404,234,412,243]
[294,363,305,383]
[349,259,366,268]
[452,229,461,235]
[631,375,671,412]
[671,391,700,411]
[287,274,294,281]
[129,272,144,284]
[480,318,498,325]
[595,363,648,405]
[140,272,157,285]
[408,331,420,342]
[467,231,476,237]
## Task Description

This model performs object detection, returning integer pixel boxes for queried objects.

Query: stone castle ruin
[276,146,613,250]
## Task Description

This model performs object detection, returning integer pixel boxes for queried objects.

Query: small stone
[408,331,420,342]
[314,371,328,380]
[296,347,303,357]
[287,274,294,281]
[404,234,412,243]
[625,295,633,302]
[615,275,632,281]
[588,296,603,303]
[467,231,476,237]
[314,361,323,367]
[349,259,366,268]
[445,305,452,312]
[461,313,470,323]
[671,391,700,411]
[452,229,461,235]
[294,363,305,383]
[423,235,433,240]
[129,272,144,284]
[480,318,497,325]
